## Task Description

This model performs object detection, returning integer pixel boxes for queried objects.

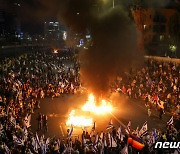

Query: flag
[99,132,105,154]
[32,137,39,153]
[94,134,99,145]
[108,133,117,148]
[35,133,40,144]
[90,121,96,137]
[9,115,16,127]
[117,126,124,141]
[82,133,89,148]
[98,131,104,150]
[174,147,180,154]
[39,135,45,148]
[167,116,173,125]
[103,133,107,147]
[23,127,28,141]
[92,121,96,131]
[99,132,104,142]
[128,134,144,150]
[107,133,111,147]
[139,121,148,137]
[24,114,31,128]
[71,83,74,90]
[44,138,50,154]
[148,130,156,147]
[121,145,128,154]
[106,119,113,130]
[152,129,159,143]
[0,123,4,134]
[135,126,139,136]
[125,121,131,134]
[111,135,117,147]
[57,139,60,149]
[67,125,73,138]
[148,129,159,147]
[40,136,48,154]
[93,134,99,152]
[54,141,59,151]
[3,143,11,154]
[13,135,24,146]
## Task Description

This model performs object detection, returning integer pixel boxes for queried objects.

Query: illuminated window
[169,45,177,52]
[160,35,164,41]
[143,25,147,29]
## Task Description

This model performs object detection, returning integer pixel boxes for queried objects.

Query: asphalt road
[31,93,171,139]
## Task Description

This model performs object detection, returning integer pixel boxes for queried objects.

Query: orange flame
[66,110,93,127]
[82,94,113,114]
[66,94,113,127]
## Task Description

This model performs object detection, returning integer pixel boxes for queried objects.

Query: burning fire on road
[66,94,113,127]
[66,110,93,127]
[82,94,113,114]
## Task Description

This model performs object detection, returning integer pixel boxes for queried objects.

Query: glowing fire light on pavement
[66,94,113,127]
[82,94,113,114]
[66,110,93,127]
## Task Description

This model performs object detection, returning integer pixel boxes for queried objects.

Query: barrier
[145,56,180,64]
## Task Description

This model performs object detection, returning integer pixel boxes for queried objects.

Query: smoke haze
[80,6,142,97]
[58,0,143,97]
[2,0,144,97]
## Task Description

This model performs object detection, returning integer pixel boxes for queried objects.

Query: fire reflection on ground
[66,94,113,127]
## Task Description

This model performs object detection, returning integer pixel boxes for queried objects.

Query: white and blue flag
[139,121,148,137]
[167,116,173,125]
[106,119,113,130]
[125,121,131,134]
[67,125,73,138]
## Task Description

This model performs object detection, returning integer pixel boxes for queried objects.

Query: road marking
[60,124,65,137]
[110,112,126,128]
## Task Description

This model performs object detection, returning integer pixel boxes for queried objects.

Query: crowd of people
[0,48,179,153]
[0,48,81,153]
[114,59,179,120]
[0,114,179,153]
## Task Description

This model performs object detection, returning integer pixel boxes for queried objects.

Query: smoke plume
[58,0,143,97]
[2,0,143,97]
[80,6,142,97]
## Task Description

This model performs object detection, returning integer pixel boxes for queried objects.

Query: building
[44,21,61,40]
[0,9,5,38]
[0,1,23,45]
[132,7,177,55]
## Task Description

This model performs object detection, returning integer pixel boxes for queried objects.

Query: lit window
[160,35,164,41]
[143,25,147,29]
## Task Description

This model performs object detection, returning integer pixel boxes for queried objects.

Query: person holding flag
[117,126,124,142]
[106,119,113,130]
[23,114,31,128]
[67,125,73,139]
[107,132,117,153]
[138,121,148,138]
[167,116,173,126]
[90,121,96,137]
[125,121,131,134]
[92,121,96,132]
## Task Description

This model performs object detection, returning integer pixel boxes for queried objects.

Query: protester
[0,48,179,153]
[115,59,179,118]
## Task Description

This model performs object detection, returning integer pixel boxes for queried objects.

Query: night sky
[1,0,179,34]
